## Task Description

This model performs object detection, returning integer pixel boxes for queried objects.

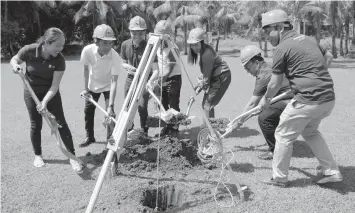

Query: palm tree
[331,1,338,58]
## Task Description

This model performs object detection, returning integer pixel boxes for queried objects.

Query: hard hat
[240,45,262,66]
[262,9,289,28]
[154,20,173,35]
[93,24,116,40]
[129,16,147,31]
[187,28,206,44]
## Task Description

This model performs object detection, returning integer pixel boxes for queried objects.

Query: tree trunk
[331,1,338,58]
[303,21,306,34]
[345,18,349,55]
[215,31,220,52]
[258,25,262,50]
[264,39,268,58]
[352,23,355,45]
[315,14,321,44]
[340,24,344,56]
[184,23,187,55]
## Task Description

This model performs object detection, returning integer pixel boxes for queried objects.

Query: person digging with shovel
[79,24,121,148]
[10,27,83,173]
[187,28,232,119]
[239,45,293,160]
[146,19,182,137]
[258,9,342,187]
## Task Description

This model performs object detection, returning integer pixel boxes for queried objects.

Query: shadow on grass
[292,140,315,158]
[317,166,355,195]
[225,126,260,139]
[229,163,255,173]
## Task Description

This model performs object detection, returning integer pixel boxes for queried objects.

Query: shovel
[17,69,83,164]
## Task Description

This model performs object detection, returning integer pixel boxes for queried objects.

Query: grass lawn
[1,38,355,213]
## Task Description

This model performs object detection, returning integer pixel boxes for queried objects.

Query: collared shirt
[80,43,121,93]
[272,30,335,104]
[199,44,230,87]
[17,43,65,93]
[253,61,292,99]
[120,39,157,79]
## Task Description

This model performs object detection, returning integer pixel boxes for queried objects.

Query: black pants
[161,75,182,129]
[84,90,110,139]
[257,100,288,152]
[202,71,231,118]
[24,90,75,156]
[124,76,150,130]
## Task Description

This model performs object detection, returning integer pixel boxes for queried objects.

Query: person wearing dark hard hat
[147,19,182,137]
[187,27,231,118]
[257,9,341,187]
[79,24,122,147]
[240,45,293,160]
[121,16,159,137]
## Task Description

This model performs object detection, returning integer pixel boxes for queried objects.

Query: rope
[155,39,165,211]
[177,56,239,207]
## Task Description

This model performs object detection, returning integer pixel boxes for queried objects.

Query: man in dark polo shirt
[258,9,342,187]
[240,45,292,160]
[121,16,158,136]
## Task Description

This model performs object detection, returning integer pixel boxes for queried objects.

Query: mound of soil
[202,117,230,130]
[146,115,192,128]
[118,137,201,173]
[85,136,202,174]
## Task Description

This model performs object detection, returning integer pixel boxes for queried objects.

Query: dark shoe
[260,178,288,187]
[79,137,96,148]
[258,152,273,160]
[317,173,343,184]
[143,127,149,134]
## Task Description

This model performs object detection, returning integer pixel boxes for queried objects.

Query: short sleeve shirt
[272,30,335,104]
[120,39,157,79]
[17,43,65,93]
[253,62,291,97]
[80,43,121,93]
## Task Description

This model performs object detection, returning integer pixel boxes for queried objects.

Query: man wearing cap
[146,19,182,136]
[121,16,158,136]
[79,24,122,147]
[258,9,341,186]
[239,45,292,160]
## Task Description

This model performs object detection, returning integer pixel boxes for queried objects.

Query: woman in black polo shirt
[187,28,232,118]
[10,27,82,173]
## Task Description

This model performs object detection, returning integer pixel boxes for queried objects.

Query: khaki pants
[273,99,340,182]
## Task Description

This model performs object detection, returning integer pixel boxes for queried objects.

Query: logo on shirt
[49,64,55,69]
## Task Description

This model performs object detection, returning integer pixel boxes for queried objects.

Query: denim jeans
[24,90,75,156]
[273,99,340,182]
[202,71,231,118]
[84,90,110,139]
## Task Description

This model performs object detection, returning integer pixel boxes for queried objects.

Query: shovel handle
[186,96,195,116]
[80,94,112,119]
[146,87,167,114]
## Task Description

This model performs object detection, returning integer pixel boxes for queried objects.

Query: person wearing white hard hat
[79,24,122,147]
[187,27,232,118]
[240,45,292,160]
[146,19,182,137]
[257,9,341,186]
[121,16,159,136]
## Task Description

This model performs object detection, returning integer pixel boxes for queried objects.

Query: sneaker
[260,178,288,187]
[33,155,45,167]
[317,173,343,184]
[79,137,96,148]
[258,152,273,160]
[70,159,83,173]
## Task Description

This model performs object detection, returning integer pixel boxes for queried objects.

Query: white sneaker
[33,155,45,167]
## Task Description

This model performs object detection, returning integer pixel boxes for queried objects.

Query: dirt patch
[85,135,202,174]
[201,117,230,131]
[146,115,192,128]
[118,137,201,173]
